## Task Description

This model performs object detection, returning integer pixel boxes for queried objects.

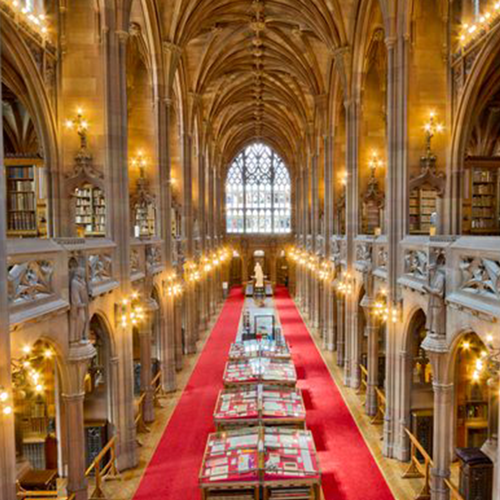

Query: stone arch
[448,25,500,233]
[1,18,59,236]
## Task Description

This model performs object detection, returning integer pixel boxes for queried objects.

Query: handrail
[357,364,368,395]
[16,482,75,500]
[444,478,465,500]
[402,428,433,500]
[135,393,149,433]
[17,494,75,500]
[151,370,164,408]
[370,387,386,425]
[85,436,118,499]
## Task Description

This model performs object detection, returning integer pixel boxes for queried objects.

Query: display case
[229,340,290,361]
[223,358,297,388]
[213,385,306,430]
[5,159,47,237]
[74,184,106,237]
[199,428,321,500]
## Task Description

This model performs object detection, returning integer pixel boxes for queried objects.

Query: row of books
[7,166,34,179]
[8,180,35,192]
[8,192,35,211]
[8,212,37,231]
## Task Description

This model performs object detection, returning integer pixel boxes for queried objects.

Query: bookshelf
[134,201,156,237]
[470,167,499,234]
[74,184,106,237]
[409,187,439,234]
[5,160,47,237]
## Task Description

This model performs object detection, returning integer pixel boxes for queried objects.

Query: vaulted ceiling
[164,0,349,169]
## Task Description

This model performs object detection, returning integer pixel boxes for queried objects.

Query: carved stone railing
[130,238,165,282]
[398,236,431,293]
[447,236,500,321]
[373,236,388,281]
[354,236,375,274]
[7,239,67,325]
[7,238,119,325]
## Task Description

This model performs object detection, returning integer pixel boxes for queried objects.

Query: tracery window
[226,143,291,234]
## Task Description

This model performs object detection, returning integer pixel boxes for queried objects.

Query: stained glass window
[226,143,291,234]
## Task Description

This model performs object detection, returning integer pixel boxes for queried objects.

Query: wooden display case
[5,158,47,238]
[74,184,106,237]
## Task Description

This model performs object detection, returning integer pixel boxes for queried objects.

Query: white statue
[253,262,265,288]
[70,266,90,344]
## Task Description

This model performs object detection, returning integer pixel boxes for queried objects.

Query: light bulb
[0,392,8,402]
[3,406,12,415]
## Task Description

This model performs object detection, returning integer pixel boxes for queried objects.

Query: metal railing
[85,436,118,499]
[444,478,465,500]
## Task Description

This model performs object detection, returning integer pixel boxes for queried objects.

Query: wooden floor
[84,293,430,500]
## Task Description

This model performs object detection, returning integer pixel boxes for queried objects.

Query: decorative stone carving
[88,254,112,284]
[377,247,388,270]
[8,261,53,305]
[422,254,446,336]
[130,249,141,275]
[356,243,372,264]
[460,257,500,299]
[404,250,428,279]
[146,245,162,274]
[69,266,90,344]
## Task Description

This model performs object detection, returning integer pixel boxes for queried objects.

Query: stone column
[103,27,137,470]
[174,297,183,370]
[159,295,176,392]
[65,343,97,500]
[0,23,16,497]
[482,378,498,462]
[336,294,345,366]
[138,299,158,423]
[423,336,452,500]
[362,298,379,416]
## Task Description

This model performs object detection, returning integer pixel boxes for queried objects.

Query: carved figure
[70,267,90,343]
[422,256,446,336]
[253,262,265,288]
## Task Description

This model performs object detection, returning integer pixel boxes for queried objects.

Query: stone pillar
[174,297,183,370]
[430,381,453,500]
[423,336,452,500]
[482,378,498,462]
[65,343,97,500]
[0,22,16,497]
[362,298,379,416]
[138,299,158,423]
[336,294,345,366]
[160,295,176,392]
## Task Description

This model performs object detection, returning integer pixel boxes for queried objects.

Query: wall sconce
[0,388,12,415]
[66,108,89,151]
[116,291,145,328]
[368,151,383,178]
[423,111,443,155]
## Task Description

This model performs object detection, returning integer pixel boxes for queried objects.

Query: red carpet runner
[274,286,395,500]
[132,287,245,500]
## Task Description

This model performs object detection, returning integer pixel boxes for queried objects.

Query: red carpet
[132,287,245,500]
[274,286,395,500]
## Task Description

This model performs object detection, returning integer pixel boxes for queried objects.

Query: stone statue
[70,266,90,343]
[422,256,446,336]
[253,262,265,288]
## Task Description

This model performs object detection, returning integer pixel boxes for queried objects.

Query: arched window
[226,143,291,234]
